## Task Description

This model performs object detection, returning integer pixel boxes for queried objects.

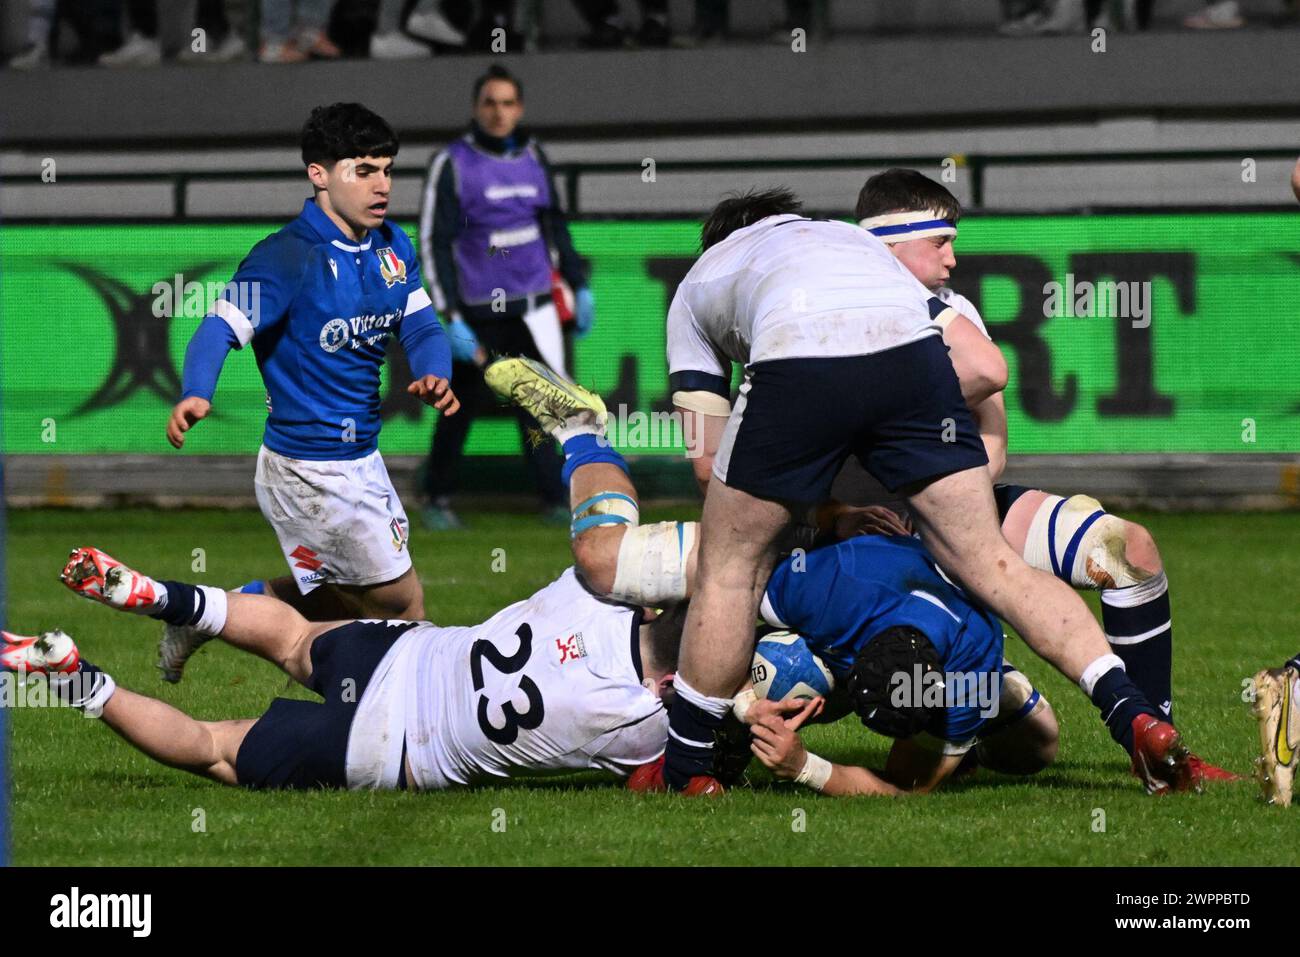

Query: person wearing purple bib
[418,64,593,530]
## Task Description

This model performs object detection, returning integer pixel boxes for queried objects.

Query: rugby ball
[750,631,835,702]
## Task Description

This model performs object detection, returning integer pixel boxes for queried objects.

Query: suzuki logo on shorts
[290,545,323,571]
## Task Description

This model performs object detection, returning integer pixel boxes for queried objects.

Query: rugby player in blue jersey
[163,103,458,681]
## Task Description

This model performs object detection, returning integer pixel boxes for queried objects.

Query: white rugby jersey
[667,215,949,396]
[347,569,667,790]
[936,287,991,339]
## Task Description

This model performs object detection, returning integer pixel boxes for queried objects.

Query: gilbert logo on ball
[751,631,834,702]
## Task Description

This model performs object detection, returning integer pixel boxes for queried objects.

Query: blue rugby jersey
[762,535,1005,744]
[182,198,450,461]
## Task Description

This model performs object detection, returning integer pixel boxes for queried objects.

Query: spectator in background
[259,0,339,63]
[98,0,161,66]
[438,0,521,51]
[177,0,252,64]
[999,0,1085,34]
[999,0,1151,34]
[573,0,672,47]
[418,64,594,530]
[405,1,469,46]
[1183,1,1244,26]
[372,0,433,57]
[8,0,56,69]
[685,0,823,45]
[1180,0,1300,27]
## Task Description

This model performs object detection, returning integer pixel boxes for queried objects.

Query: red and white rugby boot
[1130,714,1201,795]
[60,546,161,613]
[1,629,80,676]
[1186,753,1243,783]
[626,757,725,797]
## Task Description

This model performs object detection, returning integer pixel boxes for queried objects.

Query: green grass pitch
[6,507,1300,866]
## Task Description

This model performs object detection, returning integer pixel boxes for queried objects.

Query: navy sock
[151,581,209,627]
[53,659,108,709]
[664,698,722,790]
[1090,666,1158,755]
[561,433,628,486]
[1101,576,1173,723]
[1287,653,1300,672]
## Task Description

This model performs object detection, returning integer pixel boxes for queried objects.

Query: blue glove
[574,287,595,338]
[446,314,481,365]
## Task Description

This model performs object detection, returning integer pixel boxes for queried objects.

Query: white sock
[672,672,733,718]
[193,586,229,635]
[554,412,602,446]
[1078,653,1126,697]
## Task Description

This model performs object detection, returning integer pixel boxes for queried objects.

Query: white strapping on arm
[672,389,731,417]
[796,752,833,790]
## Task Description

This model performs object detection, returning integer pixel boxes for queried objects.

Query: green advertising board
[3,215,1298,456]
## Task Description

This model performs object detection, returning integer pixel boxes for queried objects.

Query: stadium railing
[4,147,1300,220]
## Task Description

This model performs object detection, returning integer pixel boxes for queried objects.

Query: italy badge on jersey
[376,247,407,287]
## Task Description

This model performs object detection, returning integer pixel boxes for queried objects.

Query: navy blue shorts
[719,335,989,502]
[993,483,1033,522]
[235,619,419,791]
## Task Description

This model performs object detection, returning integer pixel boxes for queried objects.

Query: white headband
[859,209,957,244]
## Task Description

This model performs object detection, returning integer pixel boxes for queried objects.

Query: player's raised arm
[970,391,1008,481]
[674,400,728,495]
[399,254,460,415]
[167,241,301,449]
[666,291,732,495]
[938,309,1008,408]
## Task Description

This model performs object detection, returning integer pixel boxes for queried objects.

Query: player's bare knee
[1037,721,1060,770]
[400,589,425,620]
[202,719,253,786]
[359,573,423,620]
[1122,520,1163,575]
[572,525,624,596]
[280,618,320,680]
[1020,704,1060,773]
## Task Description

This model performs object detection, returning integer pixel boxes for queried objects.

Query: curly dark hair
[300,103,399,168]
[700,186,803,251]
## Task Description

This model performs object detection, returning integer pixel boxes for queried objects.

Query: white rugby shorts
[254,445,412,594]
